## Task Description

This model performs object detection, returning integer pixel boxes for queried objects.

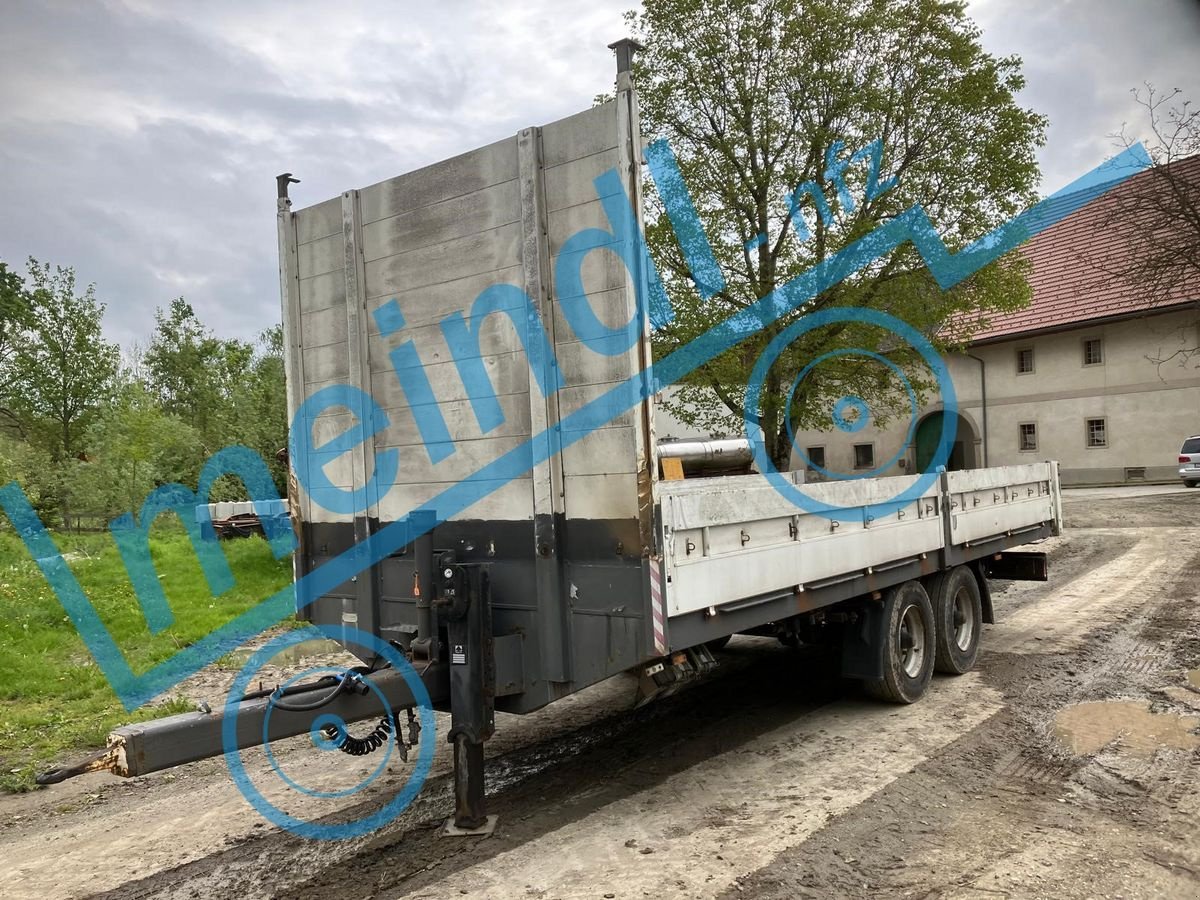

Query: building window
[805,446,826,470]
[853,443,875,469]
[1016,347,1034,374]
[1019,422,1038,452]
[1086,417,1107,448]
[1083,337,1104,366]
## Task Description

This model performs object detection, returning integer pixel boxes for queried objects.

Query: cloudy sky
[1,0,1198,349]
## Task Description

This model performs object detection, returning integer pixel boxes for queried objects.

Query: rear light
[1182,456,1193,463]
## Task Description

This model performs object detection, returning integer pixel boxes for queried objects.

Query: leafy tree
[15,259,119,460]
[74,381,205,517]
[0,263,31,432]
[218,325,289,495]
[143,297,253,448]
[629,0,1045,467]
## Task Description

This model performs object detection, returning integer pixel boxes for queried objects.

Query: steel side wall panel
[658,464,1061,619]
[359,180,521,262]
[949,490,1054,543]
[947,463,1053,492]
[666,520,944,616]
[356,137,518,225]
[946,463,1055,545]
[658,474,942,618]
[287,99,649,530]
[540,100,645,525]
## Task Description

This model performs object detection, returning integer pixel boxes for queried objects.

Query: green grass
[0,525,294,791]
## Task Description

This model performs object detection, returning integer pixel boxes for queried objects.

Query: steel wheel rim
[952,587,974,651]
[898,604,926,678]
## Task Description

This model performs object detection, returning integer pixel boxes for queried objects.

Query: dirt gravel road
[2,488,1199,899]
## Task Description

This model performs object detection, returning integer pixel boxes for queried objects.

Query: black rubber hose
[268,676,350,712]
[239,674,340,703]
[241,666,400,755]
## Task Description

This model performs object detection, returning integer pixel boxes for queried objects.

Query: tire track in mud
[80,644,845,900]
[722,535,1200,899]
[989,528,1191,655]
[85,538,1133,900]
[985,526,1127,615]
[12,511,1194,900]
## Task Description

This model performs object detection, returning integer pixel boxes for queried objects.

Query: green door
[915,413,961,472]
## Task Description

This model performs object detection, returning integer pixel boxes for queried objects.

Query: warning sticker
[451,644,466,665]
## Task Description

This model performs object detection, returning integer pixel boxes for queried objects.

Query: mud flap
[972,560,996,625]
[840,600,886,680]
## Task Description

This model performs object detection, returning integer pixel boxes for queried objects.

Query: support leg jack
[443,734,497,836]
[435,557,497,837]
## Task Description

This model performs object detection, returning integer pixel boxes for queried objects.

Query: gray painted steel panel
[283,93,652,530]
[363,268,526,329]
[363,222,524,298]
[297,233,344,280]
[295,196,343,245]
[360,180,521,262]
[357,138,518,225]
[278,83,658,708]
[300,304,350,349]
[542,149,623,212]
[298,269,346,314]
[539,106,618,167]
[366,350,532,409]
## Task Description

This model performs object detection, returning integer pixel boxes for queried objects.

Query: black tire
[863,580,935,704]
[705,634,732,652]
[930,566,982,675]
[1186,480,1199,488]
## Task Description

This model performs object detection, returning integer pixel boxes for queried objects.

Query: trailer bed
[659,462,1060,619]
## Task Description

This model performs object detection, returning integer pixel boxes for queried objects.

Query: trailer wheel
[863,581,935,704]
[931,566,982,675]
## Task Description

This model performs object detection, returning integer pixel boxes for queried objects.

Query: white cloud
[0,0,1196,349]
[967,0,1200,192]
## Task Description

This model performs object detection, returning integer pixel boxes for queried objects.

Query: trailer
[40,42,1060,835]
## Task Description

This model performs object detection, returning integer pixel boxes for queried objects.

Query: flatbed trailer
[47,44,1061,834]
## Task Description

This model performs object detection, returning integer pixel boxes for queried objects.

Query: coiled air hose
[321,716,394,756]
[248,669,404,757]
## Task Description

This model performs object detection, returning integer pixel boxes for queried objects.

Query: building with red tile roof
[783,153,1200,486]
[970,153,1200,344]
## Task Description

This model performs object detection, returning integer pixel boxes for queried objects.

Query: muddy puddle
[1188,669,1200,692]
[221,638,346,668]
[1055,700,1200,756]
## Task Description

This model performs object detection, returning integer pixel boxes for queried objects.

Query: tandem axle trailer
[40,43,1061,835]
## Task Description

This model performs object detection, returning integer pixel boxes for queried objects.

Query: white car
[1181,435,1200,487]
